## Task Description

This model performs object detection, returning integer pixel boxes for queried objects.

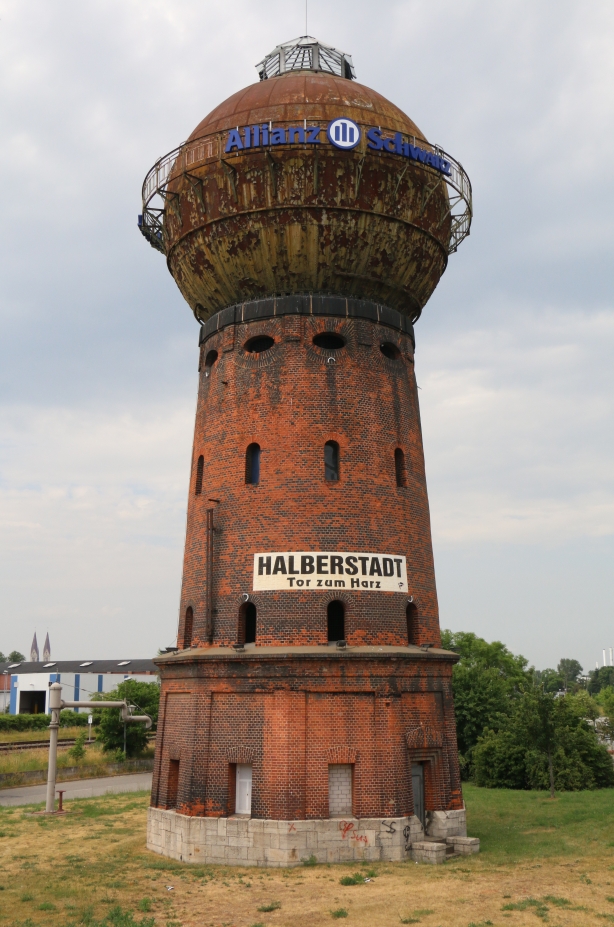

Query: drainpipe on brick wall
[205,506,214,642]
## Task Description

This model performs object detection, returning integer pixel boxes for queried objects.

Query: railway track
[0,734,156,753]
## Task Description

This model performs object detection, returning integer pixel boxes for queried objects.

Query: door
[235,764,252,815]
[411,762,425,825]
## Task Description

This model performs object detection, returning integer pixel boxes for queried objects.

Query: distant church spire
[42,633,51,662]
[30,632,39,662]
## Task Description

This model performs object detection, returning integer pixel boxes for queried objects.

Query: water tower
[141,36,476,866]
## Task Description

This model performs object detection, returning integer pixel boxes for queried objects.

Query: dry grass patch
[0,787,614,926]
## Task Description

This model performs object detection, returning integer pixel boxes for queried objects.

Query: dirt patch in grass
[1,787,614,926]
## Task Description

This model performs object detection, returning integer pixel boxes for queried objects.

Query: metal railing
[139,127,472,256]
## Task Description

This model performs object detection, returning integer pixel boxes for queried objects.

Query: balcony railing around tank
[139,129,472,256]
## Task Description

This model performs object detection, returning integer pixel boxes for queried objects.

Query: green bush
[68,731,87,761]
[0,710,89,732]
[473,690,614,791]
[94,680,159,758]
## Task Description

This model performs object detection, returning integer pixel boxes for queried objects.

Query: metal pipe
[43,688,153,813]
[205,507,214,642]
[61,699,153,729]
[45,683,62,813]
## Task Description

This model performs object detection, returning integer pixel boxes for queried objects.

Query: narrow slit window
[406,602,418,645]
[324,441,339,481]
[183,607,194,649]
[195,455,204,494]
[245,443,261,484]
[239,601,257,644]
[394,448,406,487]
[327,600,345,642]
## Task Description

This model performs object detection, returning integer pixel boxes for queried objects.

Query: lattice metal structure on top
[256,36,356,81]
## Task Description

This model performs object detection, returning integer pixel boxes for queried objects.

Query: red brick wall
[177,313,441,651]
[151,652,463,818]
[152,304,464,821]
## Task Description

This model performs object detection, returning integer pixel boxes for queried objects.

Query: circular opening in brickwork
[244,335,275,354]
[380,342,401,360]
[313,332,345,350]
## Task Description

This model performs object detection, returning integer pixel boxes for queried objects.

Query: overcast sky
[0,0,612,671]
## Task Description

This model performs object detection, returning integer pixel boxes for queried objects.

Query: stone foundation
[147,807,475,867]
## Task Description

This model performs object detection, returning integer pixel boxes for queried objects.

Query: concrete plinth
[147,808,426,867]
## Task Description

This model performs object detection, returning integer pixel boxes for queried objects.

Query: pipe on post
[43,692,153,813]
[45,683,62,813]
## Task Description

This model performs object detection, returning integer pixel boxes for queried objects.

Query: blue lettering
[225,129,243,153]
[306,126,321,143]
[261,124,269,145]
[408,144,427,163]
[384,136,396,153]
[367,127,383,150]
[270,127,286,145]
[244,126,251,148]
[440,159,451,175]
[252,125,260,146]
[288,126,305,143]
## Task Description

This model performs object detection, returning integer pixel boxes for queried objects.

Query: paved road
[0,772,152,807]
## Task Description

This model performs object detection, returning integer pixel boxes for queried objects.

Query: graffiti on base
[338,821,369,845]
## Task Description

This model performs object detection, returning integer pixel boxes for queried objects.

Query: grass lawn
[0,728,87,745]
[0,745,155,781]
[1,786,614,927]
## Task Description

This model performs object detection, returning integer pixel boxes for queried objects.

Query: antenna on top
[305,0,308,35]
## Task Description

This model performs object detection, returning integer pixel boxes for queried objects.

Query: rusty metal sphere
[141,62,471,324]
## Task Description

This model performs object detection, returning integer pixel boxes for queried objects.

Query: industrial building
[1,660,157,715]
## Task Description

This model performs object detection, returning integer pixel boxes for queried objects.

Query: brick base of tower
[149,647,478,865]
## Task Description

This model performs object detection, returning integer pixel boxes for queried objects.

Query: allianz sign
[224,118,452,176]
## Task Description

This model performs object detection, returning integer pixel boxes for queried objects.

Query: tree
[0,652,5,663]
[524,688,557,798]
[588,666,614,695]
[7,651,25,662]
[441,630,530,774]
[533,668,564,693]
[473,689,614,792]
[594,685,614,741]
[94,680,159,758]
[557,658,583,692]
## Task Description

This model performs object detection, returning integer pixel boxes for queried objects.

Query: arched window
[204,349,218,374]
[324,441,339,481]
[394,448,406,487]
[195,455,204,495]
[406,602,418,645]
[245,443,260,484]
[327,600,345,642]
[183,607,194,649]
[239,602,257,644]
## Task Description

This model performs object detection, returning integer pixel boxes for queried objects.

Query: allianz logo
[224,117,451,176]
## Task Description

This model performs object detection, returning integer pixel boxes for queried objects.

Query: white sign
[253,552,407,592]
